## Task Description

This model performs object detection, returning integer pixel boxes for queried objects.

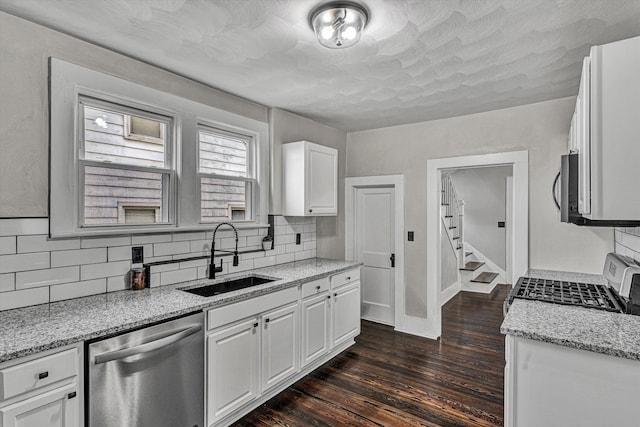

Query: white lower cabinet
[261,303,298,392]
[206,269,361,427]
[0,344,81,427]
[504,335,640,427]
[301,292,331,367]
[0,382,78,427]
[331,282,361,348]
[207,317,260,424]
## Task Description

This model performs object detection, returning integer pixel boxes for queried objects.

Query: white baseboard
[440,281,461,306]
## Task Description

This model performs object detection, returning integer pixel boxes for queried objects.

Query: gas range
[506,253,640,315]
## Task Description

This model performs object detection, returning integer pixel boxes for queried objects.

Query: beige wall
[269,108,347,259]
[347,97,613,318]
[0,11,267,217]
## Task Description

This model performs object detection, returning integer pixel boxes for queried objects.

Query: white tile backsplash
[51,248,107,268]
[0,216,316,310]
[615,227,640,262]
[0,236,16,255]
[16,266,79,290]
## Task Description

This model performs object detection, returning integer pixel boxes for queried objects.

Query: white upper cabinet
[282,141,338,216]
[573,35,640,221]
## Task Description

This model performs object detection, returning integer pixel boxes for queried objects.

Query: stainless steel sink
[180,275,276,297]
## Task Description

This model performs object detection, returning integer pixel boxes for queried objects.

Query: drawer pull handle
[346,277,351,280]
[253,322,259,328]
[38,371,49,380]
[67,392,77,399]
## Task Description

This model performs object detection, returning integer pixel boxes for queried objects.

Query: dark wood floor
[233,285,510,426]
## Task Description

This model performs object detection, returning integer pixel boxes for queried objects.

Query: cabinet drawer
[301,277,330,299]
[0,348,78,401]
[208,286,298,330]
[330,268,360,289]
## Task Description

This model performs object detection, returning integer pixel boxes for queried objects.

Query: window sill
[49,223,270,240]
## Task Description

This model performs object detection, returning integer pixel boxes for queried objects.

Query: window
[79,100,173,227]
[49,58,269,237]
[198,126,254,223]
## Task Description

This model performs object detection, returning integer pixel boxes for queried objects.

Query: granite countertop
[501,269,640,361]
[0,258,360,363]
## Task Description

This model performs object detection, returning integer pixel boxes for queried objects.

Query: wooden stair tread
[460,261,484,271]
[465,251,473,257]
[471,272,499,283]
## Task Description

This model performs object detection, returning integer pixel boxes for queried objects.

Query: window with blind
[198,126,255,222]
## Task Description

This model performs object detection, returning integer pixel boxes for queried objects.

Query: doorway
[426,151,528,339]
[345,175,405,330]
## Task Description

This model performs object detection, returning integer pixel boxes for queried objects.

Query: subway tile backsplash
[614,227,640,261]
[0,216,316,311]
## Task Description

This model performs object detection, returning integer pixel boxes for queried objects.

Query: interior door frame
[345,175,405,330]
[426,151,528,339]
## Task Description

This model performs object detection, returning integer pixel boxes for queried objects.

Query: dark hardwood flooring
[233,285,510,426]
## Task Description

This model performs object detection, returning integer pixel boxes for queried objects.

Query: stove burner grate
[510,277,625,313]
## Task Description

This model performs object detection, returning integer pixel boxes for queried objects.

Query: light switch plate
[132,246,144,264]
[408,231,414,241]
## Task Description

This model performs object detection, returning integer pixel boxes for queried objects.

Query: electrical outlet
[131,246,144,264]
[296,233,301,245]
[408,231,414,241]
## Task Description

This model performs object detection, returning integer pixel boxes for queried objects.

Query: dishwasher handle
[94,324,202,365]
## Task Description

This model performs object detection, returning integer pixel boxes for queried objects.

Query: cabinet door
[331,282,361,348]
[261,303,298,393]
[305,143,337,215]
[207,318,259,424]
[578,56,591,215]
[0,382,78,427]
[301,293,330,367]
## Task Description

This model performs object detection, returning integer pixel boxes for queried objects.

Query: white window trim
[196,121,256,224]
[49,58,269,238]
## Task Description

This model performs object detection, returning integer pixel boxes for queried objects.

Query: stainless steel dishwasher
[87,311,204,427]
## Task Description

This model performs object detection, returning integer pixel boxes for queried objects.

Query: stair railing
[441,175,465,268]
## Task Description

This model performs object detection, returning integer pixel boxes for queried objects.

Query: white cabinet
[331,282,361,348]
[282,141,338,216]
[569,35,640,221]
[504,335,640,427]
[261,303,298,392]
[301,292,331,367]
[207,317,260,424]
[0,383,78,427]
[0,345,81,427]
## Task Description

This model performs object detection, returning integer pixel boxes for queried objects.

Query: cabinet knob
[334,293,338,297]
[265,318,270,323]
[309,209,313,213]
[38,371,49,380]
[316,285,321,290]
[253,322,259,328]
[327,295,331,299]
[346,277,351,280]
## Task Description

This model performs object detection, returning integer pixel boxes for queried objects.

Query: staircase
[441,175,502,295]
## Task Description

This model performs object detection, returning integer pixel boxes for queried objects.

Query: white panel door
[0,382,78,427]
[356,187,395,325]
[332,282,361,348]
[261,303,298,393]
[301,293,330,367]
[207,318,259,424]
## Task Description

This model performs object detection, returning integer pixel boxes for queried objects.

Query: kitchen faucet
[209,222,239,279]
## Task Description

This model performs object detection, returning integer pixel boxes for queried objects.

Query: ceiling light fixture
[309,1,369,49]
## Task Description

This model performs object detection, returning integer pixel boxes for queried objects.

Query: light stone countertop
[0,258,360,363]
[501,269,640,361]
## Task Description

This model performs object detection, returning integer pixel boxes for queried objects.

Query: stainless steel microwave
[558,153,640,226]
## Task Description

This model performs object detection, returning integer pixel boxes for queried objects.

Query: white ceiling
[2,0,640,132]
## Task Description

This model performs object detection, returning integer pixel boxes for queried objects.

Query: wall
[269,108,347,259]
[451,166,512,270]
[0,11,267,218]
[0,216,316,311]
[347,97,613,318]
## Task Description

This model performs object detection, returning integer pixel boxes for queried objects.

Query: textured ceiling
[2,0,640,132]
